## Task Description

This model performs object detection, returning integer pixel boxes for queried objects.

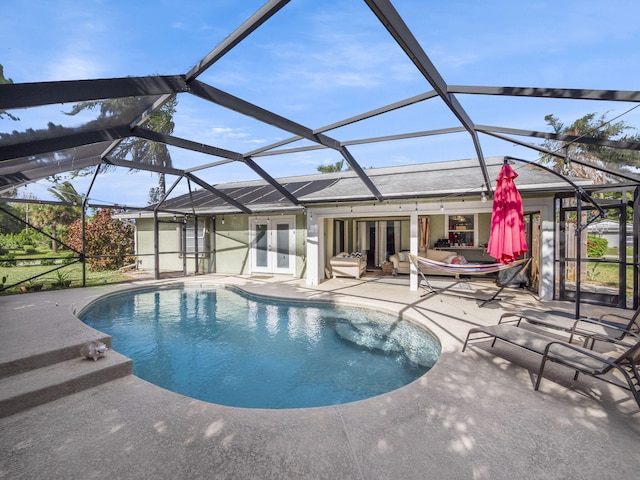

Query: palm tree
[317,159,349,173]
[29,181,82,252]
[66,95,178,198]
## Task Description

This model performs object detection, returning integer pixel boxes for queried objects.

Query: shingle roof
[149,156,583,215]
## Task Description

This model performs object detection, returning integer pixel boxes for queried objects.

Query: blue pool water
[80,286,441,409]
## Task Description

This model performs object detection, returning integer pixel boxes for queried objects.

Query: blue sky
[2,0,639,206]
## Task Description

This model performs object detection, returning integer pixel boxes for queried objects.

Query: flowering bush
[66,209,134,271]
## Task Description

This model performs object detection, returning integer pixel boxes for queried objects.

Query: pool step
[0,333,113,379]
[0,350,132,418]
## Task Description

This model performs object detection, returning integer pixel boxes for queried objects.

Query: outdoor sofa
[329,252,367,279]
[389,249,460,277]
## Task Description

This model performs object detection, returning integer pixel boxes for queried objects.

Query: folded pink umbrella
[487,163,528,264]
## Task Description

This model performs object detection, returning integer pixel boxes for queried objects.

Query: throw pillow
[444,253,458,264]
[450,255,468,265]
[397,251,408,262]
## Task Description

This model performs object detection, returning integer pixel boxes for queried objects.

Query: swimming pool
[80,286,441,409]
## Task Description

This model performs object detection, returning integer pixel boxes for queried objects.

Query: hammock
[408,254,529,275]
[408,253,532,303]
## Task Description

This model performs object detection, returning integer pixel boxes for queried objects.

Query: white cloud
[45,55,106,82]
[209,127,251,140]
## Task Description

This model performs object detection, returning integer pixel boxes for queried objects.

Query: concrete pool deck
[1,274,639,479]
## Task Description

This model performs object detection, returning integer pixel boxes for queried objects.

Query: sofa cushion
[426,249,455,263]
[397,251,409,262]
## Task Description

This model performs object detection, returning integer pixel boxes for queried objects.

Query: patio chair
[535,334,640,408]
[462,324,640,408]
[499,305,640,344]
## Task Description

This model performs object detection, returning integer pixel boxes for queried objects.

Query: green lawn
[605,245,633,260]
[585,261,635,297]
[1,248,136,294]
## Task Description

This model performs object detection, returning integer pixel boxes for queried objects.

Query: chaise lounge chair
[499,306,640,344]
[462,323,640,409]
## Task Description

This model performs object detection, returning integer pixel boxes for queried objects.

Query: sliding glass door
[356,220,401,267]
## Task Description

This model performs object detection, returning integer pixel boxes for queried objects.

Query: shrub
[586,235,608,258]
[0,252,17,267]
[66,208,134,271]
[0,233,22,250]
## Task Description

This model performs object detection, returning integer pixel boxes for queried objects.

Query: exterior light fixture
[481,192,487,203]
[439,201,444,212]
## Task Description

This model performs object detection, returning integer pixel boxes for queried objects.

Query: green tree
[66,96,178,197]
[317,159,350,173]
[541,112,640,183]
[0,202,24,235]
[29,181,82,252]
[66,208,134,271]
[0,64,19,121]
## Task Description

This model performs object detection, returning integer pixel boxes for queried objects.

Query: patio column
[539,207,554,301]
[410,211,419,291]
[306,211,321,285]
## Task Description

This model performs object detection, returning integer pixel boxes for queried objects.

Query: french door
[250,216,296,275]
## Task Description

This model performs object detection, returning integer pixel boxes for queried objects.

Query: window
[184,218,206,255]
[446,214,476,246]
[334,220,345,254]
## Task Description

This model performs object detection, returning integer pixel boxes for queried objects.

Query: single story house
[122,156,595,302]
[587,219,633,247]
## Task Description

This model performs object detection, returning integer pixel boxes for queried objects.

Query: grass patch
[604,246,633,260]
[584,261,634,297]
[1,261,135,294]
